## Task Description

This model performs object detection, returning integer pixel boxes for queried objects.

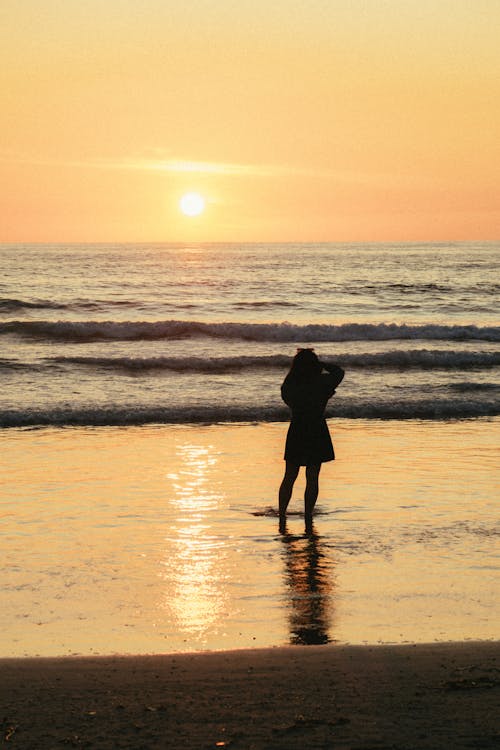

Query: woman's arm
[320,361,345,389]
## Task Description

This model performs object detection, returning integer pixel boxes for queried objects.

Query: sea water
[1,241,499,426]
[1,242,499,655]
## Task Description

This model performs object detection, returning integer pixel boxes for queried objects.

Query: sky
[1,0,499,242]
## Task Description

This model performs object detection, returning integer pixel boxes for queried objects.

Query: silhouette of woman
[279,349,344,530]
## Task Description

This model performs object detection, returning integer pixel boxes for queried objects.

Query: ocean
[1,241,499,426]
[1,241,499,656]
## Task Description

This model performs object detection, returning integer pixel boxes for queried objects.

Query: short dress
[281,371,340,466]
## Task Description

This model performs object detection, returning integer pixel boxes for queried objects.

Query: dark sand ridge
[1,641,498,749]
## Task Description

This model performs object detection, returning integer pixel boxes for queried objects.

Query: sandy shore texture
[1,642,498,749]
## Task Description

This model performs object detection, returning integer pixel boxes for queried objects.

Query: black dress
[281,367,343,466]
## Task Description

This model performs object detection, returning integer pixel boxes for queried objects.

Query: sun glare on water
[179,192,206,217]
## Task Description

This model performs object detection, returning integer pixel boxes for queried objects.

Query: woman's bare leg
[304,463,321,530]
[279,462,300,521]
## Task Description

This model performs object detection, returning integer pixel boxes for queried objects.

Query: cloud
[102,156,434,189]
[0,150,331,179]
[0,150,429,188]
[91,156,325,178]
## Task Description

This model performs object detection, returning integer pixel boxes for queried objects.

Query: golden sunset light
[1,1,499,241]
[2,5,499,743]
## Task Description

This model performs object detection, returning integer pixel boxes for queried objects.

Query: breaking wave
[48,350,500,372]
[2,399,499,428]
[2,320,499,343]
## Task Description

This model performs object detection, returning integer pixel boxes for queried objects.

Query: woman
[279,348,344,529]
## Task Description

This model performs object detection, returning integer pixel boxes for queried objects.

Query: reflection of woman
[280,524,333,644]
[279,349,344,530]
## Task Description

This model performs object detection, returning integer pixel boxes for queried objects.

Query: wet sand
[1,641,498,749]
[2,422,499,657]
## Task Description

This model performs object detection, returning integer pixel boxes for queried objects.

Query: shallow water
[1,419,498,656]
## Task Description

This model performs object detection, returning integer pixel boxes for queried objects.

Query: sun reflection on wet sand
[159,443,228,638]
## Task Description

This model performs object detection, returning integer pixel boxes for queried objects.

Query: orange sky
[2,0,499,242]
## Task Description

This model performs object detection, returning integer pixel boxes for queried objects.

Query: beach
[1,242,499,746]
[1,641,499,749]
[2,423,498,750]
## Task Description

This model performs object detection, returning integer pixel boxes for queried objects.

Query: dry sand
[1,641,498,749]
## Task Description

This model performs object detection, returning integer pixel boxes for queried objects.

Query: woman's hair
[286,348,322,383]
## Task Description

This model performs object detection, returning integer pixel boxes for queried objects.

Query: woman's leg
[304,463,321,524]
[279,462,300,519]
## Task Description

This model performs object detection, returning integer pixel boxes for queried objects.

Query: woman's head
[288,348,322,381]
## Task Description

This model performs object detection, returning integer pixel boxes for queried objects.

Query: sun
[179,192,206,217]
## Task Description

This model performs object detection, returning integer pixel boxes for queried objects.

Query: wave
[50,354,291,372]
[48,350,500,373]
[2,320,500,343]
[368,281,500,294]
[0,357,35,371]
[0,298,145,314]
[233,300,298,309]
[0,298,67,312]
[448,381,500,392]
[1,399,499,428]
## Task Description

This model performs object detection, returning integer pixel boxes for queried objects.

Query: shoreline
[1,641,498,749]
